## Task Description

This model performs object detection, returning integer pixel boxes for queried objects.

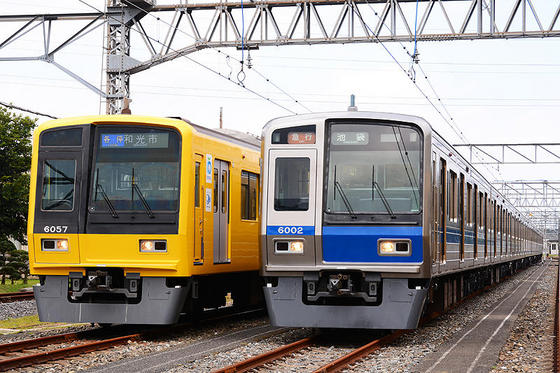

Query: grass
[0,315,42,330]
[0,279,39,293]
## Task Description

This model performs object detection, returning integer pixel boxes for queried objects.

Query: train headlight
[41,239,69,251]
[379,241,395,254]
[289,241,304,254]
[378,240,411,255]
[140,240,167,252]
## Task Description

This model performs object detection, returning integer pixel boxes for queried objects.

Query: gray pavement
[87,324,282,373]
[414,264,549,373]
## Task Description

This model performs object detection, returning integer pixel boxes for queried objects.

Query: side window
[194,162,200,207]
[241,171,258,220]
[213,168,218,213]
[449,171,457,222]
[274,157,310,211]
[41,160,76,211]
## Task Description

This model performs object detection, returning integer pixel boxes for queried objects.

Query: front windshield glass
[89,126,180,213]
[325,122,422,215]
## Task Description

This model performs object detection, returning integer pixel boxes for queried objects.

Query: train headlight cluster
[41,239,69,251]
[274,240,304,254]
[378,239,411,255]
[139,240,167,253]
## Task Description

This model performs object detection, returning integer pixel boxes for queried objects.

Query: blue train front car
[260,111,432,329]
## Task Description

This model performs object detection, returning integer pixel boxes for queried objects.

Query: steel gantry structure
[492,180,560,239]
[454,143,560,165]
[1,0,560,113]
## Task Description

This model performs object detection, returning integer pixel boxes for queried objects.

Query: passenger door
[194,154,204,263]
[265,149,317,266]
[213,159,230,263]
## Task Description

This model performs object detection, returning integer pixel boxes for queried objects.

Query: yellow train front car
[28,115,261,324]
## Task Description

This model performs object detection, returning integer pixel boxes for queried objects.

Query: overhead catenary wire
[78,0,298,115]
[0,100,58,119]
[120,0,311,113]
[357,0,503,179]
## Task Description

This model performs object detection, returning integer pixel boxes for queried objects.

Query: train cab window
[274,157,310,211]
[89,127,181,214]
[40,128,82,147]
[41,159,76,211]
[241,171,258,220]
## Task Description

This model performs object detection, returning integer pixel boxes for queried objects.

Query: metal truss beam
[0,12,108,97]
[454,143,560,164]
[492,180,560,239]
[121,0,560,74]
[2,0,560,112]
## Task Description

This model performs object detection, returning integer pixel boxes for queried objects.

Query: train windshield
[89,126,181,214]
[325,122,422,215]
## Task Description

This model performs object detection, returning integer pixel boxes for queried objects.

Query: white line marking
[466,266,547,373]
[424,265,546,373]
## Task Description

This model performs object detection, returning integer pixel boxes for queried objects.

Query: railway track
[215,264,541,373]
[212,331,405,373]
[0,306,265,371]
[0,291,34,303]
[0,329,142,370]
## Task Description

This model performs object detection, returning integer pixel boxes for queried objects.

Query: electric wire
[78,0,297,114]
[120,0,311,113]
[0,100,58,119]
[358,0,503,178]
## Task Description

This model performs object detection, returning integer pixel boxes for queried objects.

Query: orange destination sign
[288,132,316,144]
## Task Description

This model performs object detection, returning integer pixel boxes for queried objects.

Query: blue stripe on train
[322,226,423,263]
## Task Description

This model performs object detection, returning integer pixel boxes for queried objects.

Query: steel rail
[212,336,316,373]
[0,291,34,303]
[0,333,142,370]
[0,330,86,354]
[312,331,405,373]
[0,305,265,370]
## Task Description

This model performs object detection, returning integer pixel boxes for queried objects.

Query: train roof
[35,115,260,151]
[262,111,432,134]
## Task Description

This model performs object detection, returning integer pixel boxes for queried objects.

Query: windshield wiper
[392,127,420,209]
[333,166,356,218]
[372,165,395,217]
[95,168,118,218]
[131,168,154,218]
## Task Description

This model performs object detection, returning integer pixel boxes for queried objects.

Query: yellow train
[28,115,261,324]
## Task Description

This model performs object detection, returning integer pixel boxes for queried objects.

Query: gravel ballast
[490,261,556,373]
[0,300,37,322]
[2,262,554,372]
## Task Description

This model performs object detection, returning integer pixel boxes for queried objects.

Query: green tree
[10,250,29,285]
[0,106,36,244]
[0,238,17,285]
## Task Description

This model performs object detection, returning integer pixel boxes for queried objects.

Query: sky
[1,0,560,189]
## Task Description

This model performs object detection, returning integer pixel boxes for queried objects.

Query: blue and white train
[260,111,543,329]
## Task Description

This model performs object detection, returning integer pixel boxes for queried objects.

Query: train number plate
[43,225,68,233]
[267,226,314,235]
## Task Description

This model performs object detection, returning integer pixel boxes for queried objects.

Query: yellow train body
[28,115,261,324]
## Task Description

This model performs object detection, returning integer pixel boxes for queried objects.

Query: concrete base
[263,277,428,329]
[34,276,188,324]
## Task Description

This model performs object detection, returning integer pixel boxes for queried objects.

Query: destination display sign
[287,132,316,144]
[101,133,169,148]
[331,131,369,145]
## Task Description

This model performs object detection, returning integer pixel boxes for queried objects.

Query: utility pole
[219,107,223,129]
